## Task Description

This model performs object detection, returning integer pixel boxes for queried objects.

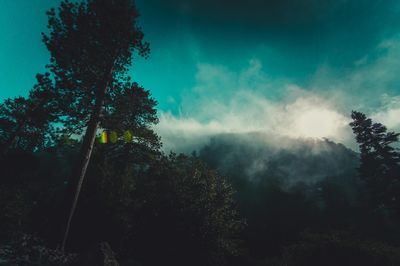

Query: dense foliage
[350,111,400,212]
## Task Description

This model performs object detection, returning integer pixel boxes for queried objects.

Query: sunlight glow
[294,108,344,139]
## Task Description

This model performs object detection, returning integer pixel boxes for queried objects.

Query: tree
[0,73,58,154]
[76,151,243,265]
[42,0,150,251]
[101,81,161,151]
[349,111,400,211]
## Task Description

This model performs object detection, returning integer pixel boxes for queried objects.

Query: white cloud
[371,95,400,129]
[154,38,400,153]
[155,60,353,152]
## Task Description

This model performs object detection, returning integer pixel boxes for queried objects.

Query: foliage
[69,149,244,266]
[41,0,153,250]
[0,73,58,153]
[101,81,161,150]
[43,0,150,134]
[0,234,77,266]
[350,111,400,211]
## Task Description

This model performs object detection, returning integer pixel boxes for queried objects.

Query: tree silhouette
[42,0,150,251]
[0,73,58,154]
[350,111,400,211]
[83,152,243,265]
[101,81,160,151]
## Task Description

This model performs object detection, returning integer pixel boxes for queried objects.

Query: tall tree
[42,0,150,251]
[350,111,400,210]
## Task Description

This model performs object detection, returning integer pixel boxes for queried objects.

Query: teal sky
[1,0,400,150]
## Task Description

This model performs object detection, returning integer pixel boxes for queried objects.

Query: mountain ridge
[198,132,359,186]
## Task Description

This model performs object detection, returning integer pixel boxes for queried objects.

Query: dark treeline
[199,131,400,265]
[1,0,400,265]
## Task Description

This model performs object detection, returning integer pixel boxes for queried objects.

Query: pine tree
[101,81,160,151]
[350,111,400,210]
[42,0,150,250]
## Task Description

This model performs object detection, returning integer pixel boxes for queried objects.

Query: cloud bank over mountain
[198,132,359,187]
[154,38,400,153]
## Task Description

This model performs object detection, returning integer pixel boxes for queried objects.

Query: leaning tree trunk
[61,67,114,252]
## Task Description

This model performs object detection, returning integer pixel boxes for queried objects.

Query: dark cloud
[138,0,398,36]
[143,0,335,28]
[137,0,400,68]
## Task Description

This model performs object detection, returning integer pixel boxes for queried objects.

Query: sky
[1,0,400,151]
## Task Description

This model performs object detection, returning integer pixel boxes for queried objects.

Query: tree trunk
[61,67,113,252]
